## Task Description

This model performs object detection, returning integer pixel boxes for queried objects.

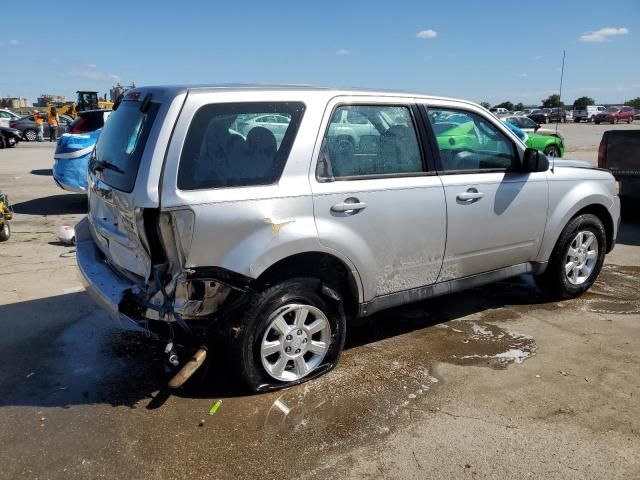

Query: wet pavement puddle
[5,263,638,477]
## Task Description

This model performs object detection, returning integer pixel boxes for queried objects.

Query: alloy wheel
[565,231,598,285]
[260,303,332,382]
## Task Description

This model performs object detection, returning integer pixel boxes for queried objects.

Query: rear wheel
[0,135,5,149]
[628,116,633,124]
[0,222,10,242]
[535,214,606,299]
[543,145,561,157]
[24,129,37,142]
[223,278,346,392]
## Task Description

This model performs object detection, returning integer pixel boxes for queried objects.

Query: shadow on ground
[12,193,87,215]
[0,274,555,411]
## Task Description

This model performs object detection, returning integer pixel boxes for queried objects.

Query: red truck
[594,106,635,124]
[598,129,640,203]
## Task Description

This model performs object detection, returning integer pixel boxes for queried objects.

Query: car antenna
[552,50,566,174]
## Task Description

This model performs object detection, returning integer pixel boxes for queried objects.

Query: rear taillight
[597,138,607,168]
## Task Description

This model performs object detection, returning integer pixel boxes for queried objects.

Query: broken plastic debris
[57,225,76,245]
[26,372,35,378]
[535,374,541,378]
[559,370,568,376]
[208,400,222,415]
[273,399,291,415]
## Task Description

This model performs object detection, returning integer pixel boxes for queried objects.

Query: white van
[573,105,605,123]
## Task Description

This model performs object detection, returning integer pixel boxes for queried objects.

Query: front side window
[427,108,517,172]
[178,102,304,190]
[316,105,423,179]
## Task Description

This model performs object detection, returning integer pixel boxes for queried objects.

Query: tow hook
[165,342,179,366]
[168,346,208,389]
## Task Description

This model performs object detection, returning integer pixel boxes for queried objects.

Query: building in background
[36,94,67,107]
[0,97,30,109]
[109,82,136,102]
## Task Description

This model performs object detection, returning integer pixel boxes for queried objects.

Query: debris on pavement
[208,400,222,415]
[57,225,76,245]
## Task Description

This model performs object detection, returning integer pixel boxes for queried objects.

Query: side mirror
[534,124,540,132]
[522,148,550,172]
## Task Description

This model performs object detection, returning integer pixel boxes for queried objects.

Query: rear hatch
[86,88,185,282]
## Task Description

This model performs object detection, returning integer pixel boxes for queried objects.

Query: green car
[501,120,564,157]
[432,119,564,158]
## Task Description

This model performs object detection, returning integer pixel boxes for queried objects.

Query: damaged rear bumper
[76,217,143,326]
[76,217,246,340]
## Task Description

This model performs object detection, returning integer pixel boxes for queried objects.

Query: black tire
[0,135,5,149]
[0,222,10,242]
[543,145,561,157]
[574,119,580,123]
[534,214,606,299]
[222,277,346,392]
[24,129,37,142]
[595,121,600,125]
[544,117,550,124]
[628,117,632,124]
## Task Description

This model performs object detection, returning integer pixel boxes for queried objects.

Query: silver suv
[77,86,620,391]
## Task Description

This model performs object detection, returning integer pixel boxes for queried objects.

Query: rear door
[422,102,548,281]
[311,97,447,302]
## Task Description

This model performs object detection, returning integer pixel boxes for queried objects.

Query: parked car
[503,115,559,136]
[594,106,635,124]
[489,107,510,116]
[53,109,111,192]
[572,105,606,123]
[76,86,620,392]
[0,109,20,128]
[529,108,566,124]
[598,130,640,202]
[502,121,564,157]
[10,113,72,141]
[0,126,21,148]
[635,109,640,121]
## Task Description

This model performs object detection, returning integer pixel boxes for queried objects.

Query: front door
[311,99,447,302]
[424,104,548,281]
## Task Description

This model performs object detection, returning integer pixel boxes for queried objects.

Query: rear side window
[178,102,305,190]
[316,105,424,179]
[91,100,160,192]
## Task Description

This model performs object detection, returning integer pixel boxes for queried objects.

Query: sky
[1,0,638,106]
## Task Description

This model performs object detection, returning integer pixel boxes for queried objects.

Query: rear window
[574,106,586,111]
[91,100,159,192]
[177,102,305,190]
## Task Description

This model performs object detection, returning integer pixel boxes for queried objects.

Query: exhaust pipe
[168,346,207,389]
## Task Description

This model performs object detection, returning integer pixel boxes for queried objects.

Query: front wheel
[223,278,346,392]
[535,214,606,299]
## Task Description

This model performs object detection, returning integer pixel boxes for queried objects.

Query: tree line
[481,95,640,110]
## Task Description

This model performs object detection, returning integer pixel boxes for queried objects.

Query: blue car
[52,110,110,192]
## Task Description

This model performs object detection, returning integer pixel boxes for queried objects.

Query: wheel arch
[255,251,362,319]
[538,194,616,262]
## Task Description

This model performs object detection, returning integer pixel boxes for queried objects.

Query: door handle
[456,189,485,202]
[331,199,367,213]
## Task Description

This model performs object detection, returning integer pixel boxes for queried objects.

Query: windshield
[91,100,159,192]
[606,107,620,112]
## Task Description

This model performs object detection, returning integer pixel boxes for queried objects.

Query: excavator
[46,91,115,120]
